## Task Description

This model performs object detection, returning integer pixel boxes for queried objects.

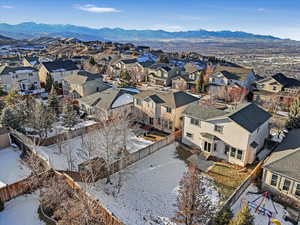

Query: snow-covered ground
[82,143,220,225]
[0,148,31,186]
[231,184,294,225]
[35,130,153,171]
[0,192,45,225]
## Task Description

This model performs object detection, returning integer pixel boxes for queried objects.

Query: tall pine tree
[45,73,54,93]
[286,96,300,129]
[63,104,78,130]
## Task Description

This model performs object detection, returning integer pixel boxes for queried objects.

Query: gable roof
[120,58,138,64]
[183,103,271,133]
[213,65,253,81]
[257,73,300,89]
[0,66,37,75]
[135,90,199,108]
[42,60,78,72]
[227,103,272,133]
[263,129,300,181]
[64,71,103,85]
[183,104,228,121]
[78,88,135,111]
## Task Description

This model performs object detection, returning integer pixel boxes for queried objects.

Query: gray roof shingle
[263,129,300,181]
[228,103,272,133]
[183,104,229,121]
[42,60,78,72]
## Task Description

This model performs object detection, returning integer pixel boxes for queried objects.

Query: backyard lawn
[207,162,255,200]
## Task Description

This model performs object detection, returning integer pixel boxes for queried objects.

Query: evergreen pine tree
[229,205,254,225]
[49,87,60,116]
[63,104,78,130]
[215,207,233,225]
[0,107,21,130]
[89,56,96,66]
[45,73,54,93]
[0,199,4,212]
[286,96,300,129]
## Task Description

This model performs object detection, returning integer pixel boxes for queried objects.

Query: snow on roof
[111,93,133,109]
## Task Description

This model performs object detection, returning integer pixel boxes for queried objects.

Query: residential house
[182,103,271,166]
[39,60,79,85]
[209,66,256,89]
[62,71,110,98]
[78,87,136,117]
[262,129,300,207]
[255,74,300,112]
[22,56,40,68]
[256,73,300,94]
[0,66,41,92]
[133,90,199,133]
[147,64,180,86]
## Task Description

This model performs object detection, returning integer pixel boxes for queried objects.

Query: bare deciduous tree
[172,166,216,225]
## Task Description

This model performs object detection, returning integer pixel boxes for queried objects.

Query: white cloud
[1,5,14,9]
[74,4,120,13]
[257,8,266,12]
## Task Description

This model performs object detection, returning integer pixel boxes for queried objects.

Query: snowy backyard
[0,192,45,225]
[232,184,295,225]
[82,143,220,225]
[0,148,31,187]
[35,129,153,171]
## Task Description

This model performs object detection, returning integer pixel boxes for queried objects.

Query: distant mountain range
[0,22,285,42]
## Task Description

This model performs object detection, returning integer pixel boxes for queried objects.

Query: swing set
[242,191,282,225]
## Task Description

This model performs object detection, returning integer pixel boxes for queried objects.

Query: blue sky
[0,0,300,40]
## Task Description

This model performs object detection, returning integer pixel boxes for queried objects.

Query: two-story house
[78,87,136,117]
[256,73,300,94]
[133,90,199,133]
[182,103,271,166]
[0,66,41,93]
[39,60,79,85]
[147,64,180,87]
[209,66,256,89]
[62,71,110,98]
[262,129,300,208]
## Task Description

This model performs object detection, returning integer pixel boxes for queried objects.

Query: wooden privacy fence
[76,133,176,182]
[0,170,124,225]
[29,122,101,146]
[0,171,52,202]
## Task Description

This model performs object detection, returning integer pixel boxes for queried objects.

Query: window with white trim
[270,174,278,187]
[283,179,291,192]
[190,118,200,126]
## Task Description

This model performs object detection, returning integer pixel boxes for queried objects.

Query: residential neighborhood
[0,14,300,225]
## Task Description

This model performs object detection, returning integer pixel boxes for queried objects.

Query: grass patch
[207,163,254,200]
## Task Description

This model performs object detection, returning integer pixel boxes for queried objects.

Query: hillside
[0,22,283,42]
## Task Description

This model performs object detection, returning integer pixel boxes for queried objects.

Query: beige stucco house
[39,60,79,85]
[0,66,41,93]
[262,129,300,207]
[147,64,181,86]
[62,71,110,98]
[256,73,300,94]
[78,87,136,118]
[182,103,271,166]
[133,90,199,133]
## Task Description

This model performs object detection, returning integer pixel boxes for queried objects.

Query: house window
[225,145,230,155]
[237,150,243,160]
[213,144,217,152]
[168,121,173,130]
[204,142,211,152]
[273,86,277,91]
[230,147,236,157]
[165,107,172,113]
[270,174,278,187]
[157,118,161,125]
[295,184,300,198]
[149,117,154,125]
[283,179,291,192]
[215,125,223,134]
[186,132,193,139]
[136,99,142,106]
[191,118,200,126]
